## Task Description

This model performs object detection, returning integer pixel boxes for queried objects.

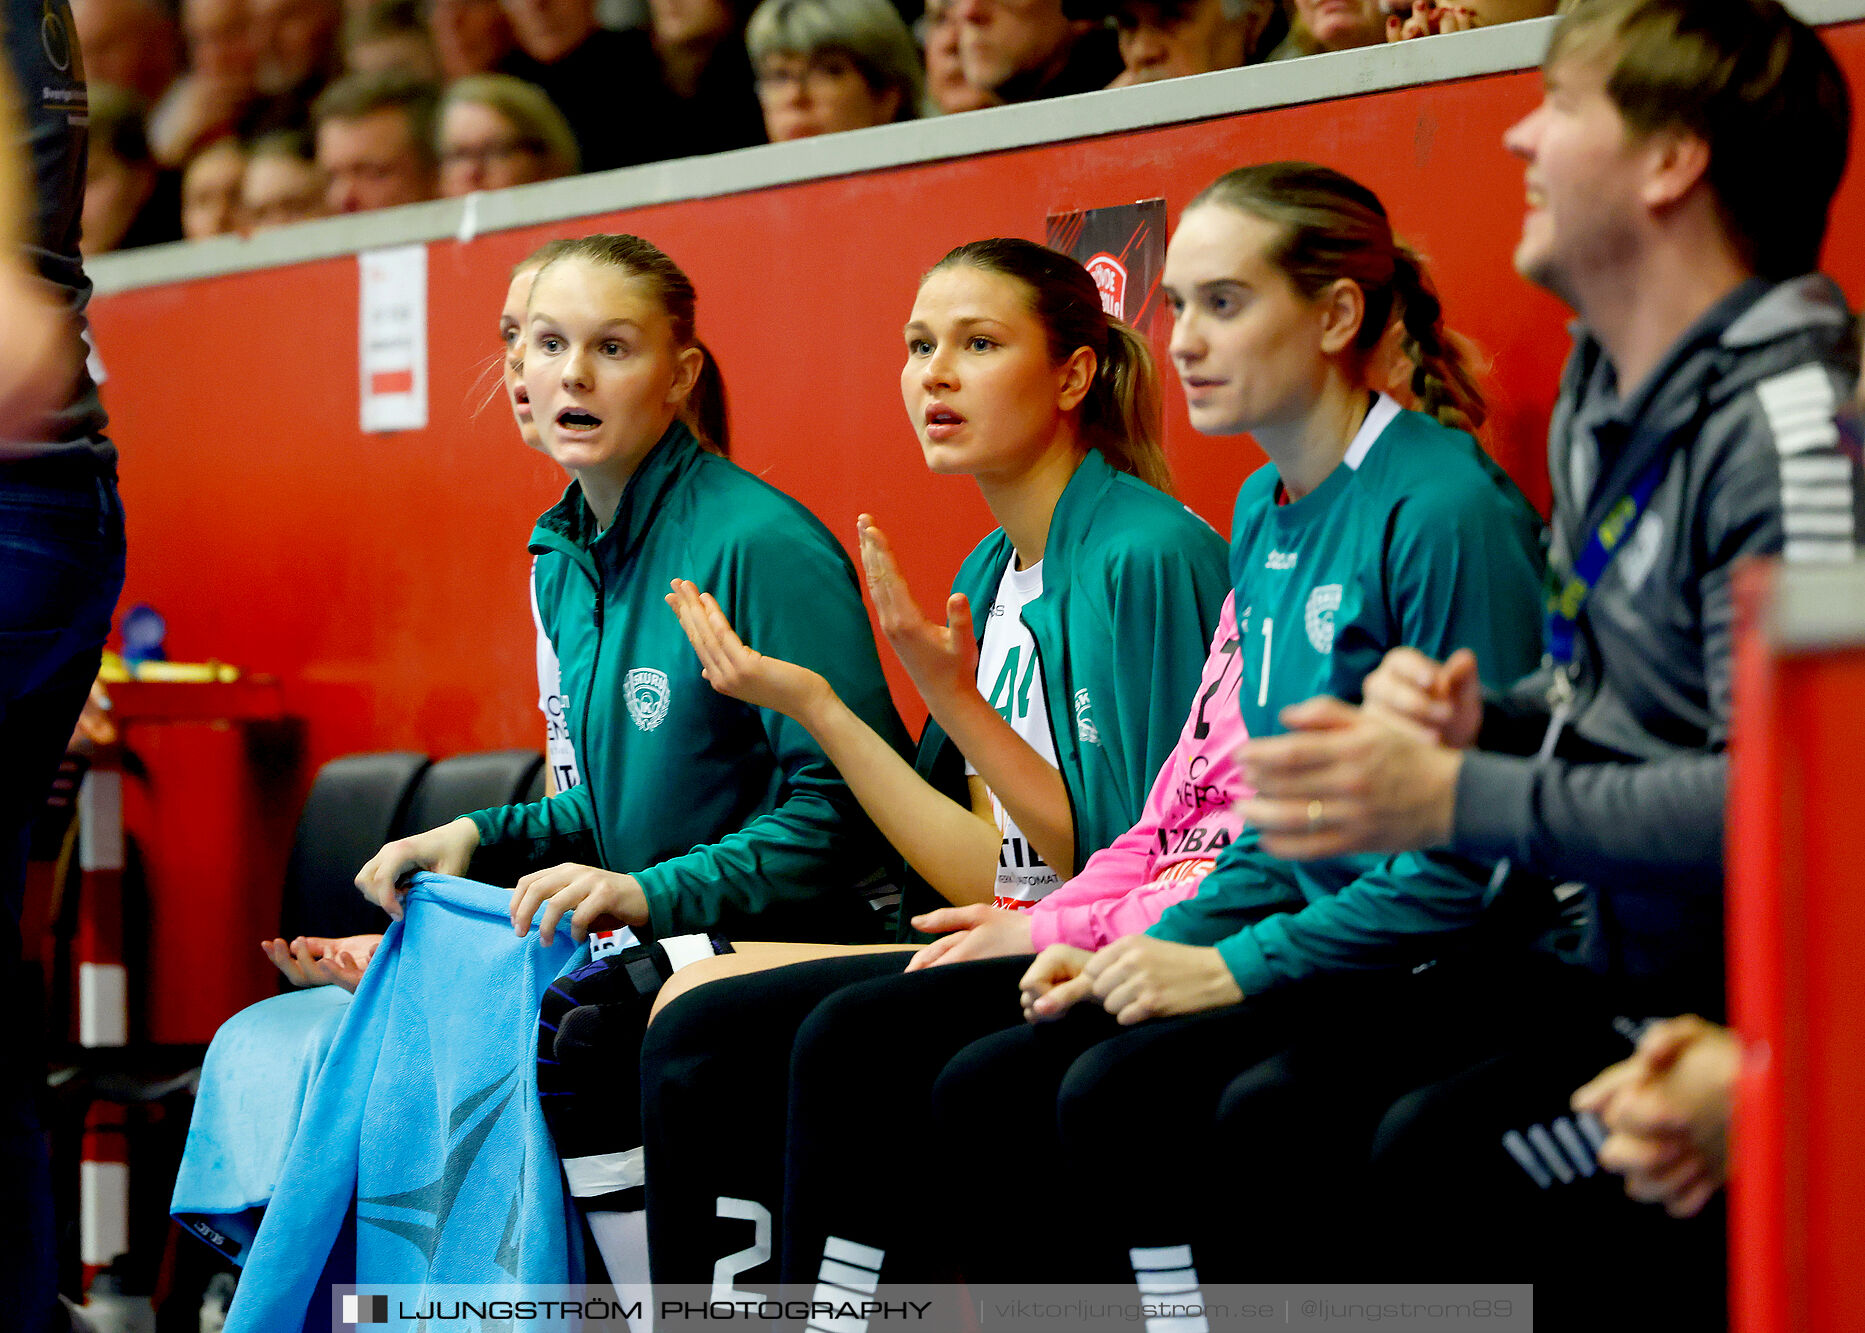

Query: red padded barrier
[1730,564,1865,1333]
[90,33,1865,785]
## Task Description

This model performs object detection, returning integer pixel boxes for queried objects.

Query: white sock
[587,1209,653,1333]
[1130,1244,1210,1333]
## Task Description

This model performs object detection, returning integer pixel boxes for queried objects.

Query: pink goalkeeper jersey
[1027,592,1249,951]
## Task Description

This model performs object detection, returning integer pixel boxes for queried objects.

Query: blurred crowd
[75,0,1559,251]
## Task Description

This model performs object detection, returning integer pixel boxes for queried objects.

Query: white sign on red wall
[359,244,429,433]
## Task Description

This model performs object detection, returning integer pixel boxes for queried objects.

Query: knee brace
[537,935,732,1209]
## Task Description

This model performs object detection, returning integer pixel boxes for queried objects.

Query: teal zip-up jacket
[1148,402,1548,992]
[902,448,1232,935]
[469,422,911,942]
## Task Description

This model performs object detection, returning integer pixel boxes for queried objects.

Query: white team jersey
[967,559,1062,908]
[532,556,582,794]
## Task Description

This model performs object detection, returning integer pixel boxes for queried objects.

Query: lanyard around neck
[1544,449,1672,671]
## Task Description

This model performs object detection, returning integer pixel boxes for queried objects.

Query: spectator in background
[82,84,183,253]
[435,74,577,193]
[748,0,922,141]
[249,0,343,128]
[179,134,247,237]
[956,0,1121,104]
[149,0,258,166]
[647,0,766,153]
[499,0,646,168]
[1266,0,1382,56]
[503,0,763,170]
[1384,0,1555,41]
[71,0,182,103]
[244,128,332,227]
[920,0,1000,112]
[1107,0,1275,84]
[427,0,524,77]
[313,69,439,211]
[344,0,444,76]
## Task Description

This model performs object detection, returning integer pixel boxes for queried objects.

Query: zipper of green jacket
[582,556,608,871]
[528,522,612,871]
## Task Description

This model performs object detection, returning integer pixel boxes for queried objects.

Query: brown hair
[530,234,730,456]
[1189,161,1486,433]
[929,238,1170,492]
[311,69,441,170]
[1548,0,1849,280]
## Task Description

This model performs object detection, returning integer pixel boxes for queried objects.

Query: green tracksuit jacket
[1148,401,1548,991]
[902,448,1233,935]
[469,422,910,942]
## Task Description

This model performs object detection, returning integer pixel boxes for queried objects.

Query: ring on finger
[1307,798,1326,830]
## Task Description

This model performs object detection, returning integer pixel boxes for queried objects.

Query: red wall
[91,29,1865,784]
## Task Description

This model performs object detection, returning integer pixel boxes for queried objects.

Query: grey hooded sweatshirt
[1451,274,1863,1019]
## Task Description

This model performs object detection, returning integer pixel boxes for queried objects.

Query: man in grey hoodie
[1229,0,1861,1306]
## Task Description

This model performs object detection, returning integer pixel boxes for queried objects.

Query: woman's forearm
[926,688,1075,879]
[799,688,1000,905]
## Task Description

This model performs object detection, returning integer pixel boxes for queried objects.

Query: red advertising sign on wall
[1046,198,1168,329]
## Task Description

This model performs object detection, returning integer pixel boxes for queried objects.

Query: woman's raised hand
[857,515,979,709]
[667,579,833,720]
[354,816,481,920]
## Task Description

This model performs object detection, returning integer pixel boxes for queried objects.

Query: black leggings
[640,951,1041,1290]
[931,958,1571,1284]
[931,996,1329,1282]
[639,950,918,1288]
[780,954,1034,1285]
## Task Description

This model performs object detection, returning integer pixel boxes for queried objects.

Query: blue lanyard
[1483,452,1671,906]
[1544,451,1672,668]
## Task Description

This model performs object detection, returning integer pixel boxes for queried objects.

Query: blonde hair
[439,74,580,178]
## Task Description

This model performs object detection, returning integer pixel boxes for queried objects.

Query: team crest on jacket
[1073,688,1100,745]
[625,668,671,731]
[1305,585,1343,655]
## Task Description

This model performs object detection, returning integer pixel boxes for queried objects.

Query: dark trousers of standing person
[1,453,125,1333]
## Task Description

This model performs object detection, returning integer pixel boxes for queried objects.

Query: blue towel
[226,873,587,1332]
[171,985,354,1264]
